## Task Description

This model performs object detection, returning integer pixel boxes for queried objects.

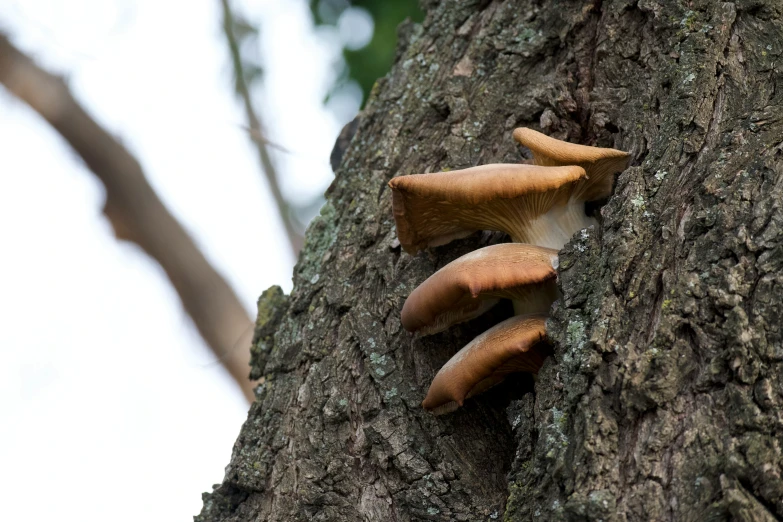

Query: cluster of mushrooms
[389,128,629,415]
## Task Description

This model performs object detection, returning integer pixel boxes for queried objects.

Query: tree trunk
[197,0,783,520]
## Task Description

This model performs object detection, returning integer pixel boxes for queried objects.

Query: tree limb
[219,0,304,254]
[0,34,257,403]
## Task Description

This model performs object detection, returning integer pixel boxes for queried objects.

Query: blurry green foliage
[310,0,424,105]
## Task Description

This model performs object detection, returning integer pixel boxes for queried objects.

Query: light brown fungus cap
[401,243,559,336]
[422,314,548,415]
[512,127,630,202]
[389,164,586,254]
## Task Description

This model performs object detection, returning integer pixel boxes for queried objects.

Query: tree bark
[197,0,783,520]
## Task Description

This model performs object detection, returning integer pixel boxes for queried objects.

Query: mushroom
[401,243,559,336]
[388,131,629,413]
[421,314,549,415]
[390,132,630,254]
[389,163,586,253]
[512,127,630,202]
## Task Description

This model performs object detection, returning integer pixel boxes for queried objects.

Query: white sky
[0,0,356,520]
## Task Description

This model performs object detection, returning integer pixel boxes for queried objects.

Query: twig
[219,0,304,254]
[0,34,257,403]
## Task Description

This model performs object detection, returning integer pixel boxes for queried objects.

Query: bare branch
[0,34,257,403]
[219,0,304,254]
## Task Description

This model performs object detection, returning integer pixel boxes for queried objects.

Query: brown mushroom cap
[389,164,586,254]
[401,244,559,336]
[512,127,630,201]
[421,314,548,414]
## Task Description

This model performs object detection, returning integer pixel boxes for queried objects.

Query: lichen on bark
[197,1,783,521]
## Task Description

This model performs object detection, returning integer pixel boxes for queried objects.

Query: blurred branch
[220,0,304,254]
[0,34,257,403]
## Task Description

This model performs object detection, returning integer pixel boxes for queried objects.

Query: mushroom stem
[512,200,596,249]
[511,283,559,316]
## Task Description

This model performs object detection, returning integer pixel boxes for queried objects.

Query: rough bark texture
[197,0,783,520]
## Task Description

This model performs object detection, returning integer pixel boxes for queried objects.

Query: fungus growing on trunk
[389,164,586,253]
[401,243,559,336]
[421,314,549,415]
[512,127,630,202]
[388,130,629,413]
[390,132,630,254]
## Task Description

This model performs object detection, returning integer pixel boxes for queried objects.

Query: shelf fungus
[389,163,586,253]
[421,315,548,415]
[389,129,629,414]
[400,243,559,336]
[513,127,630,202]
